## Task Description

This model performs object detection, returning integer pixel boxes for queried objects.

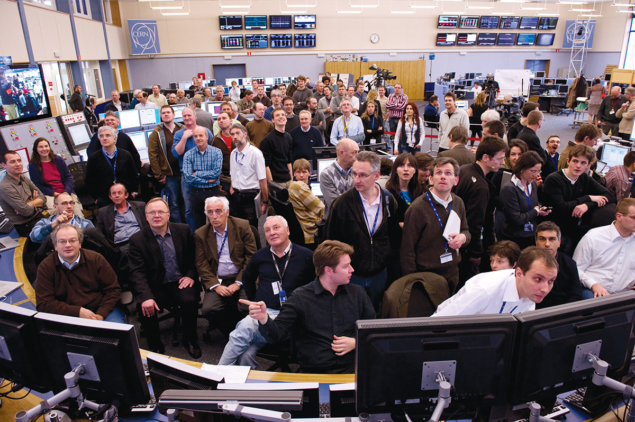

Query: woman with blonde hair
[359,89,383,120]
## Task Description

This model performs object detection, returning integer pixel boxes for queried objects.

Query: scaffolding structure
[567,19,592,78]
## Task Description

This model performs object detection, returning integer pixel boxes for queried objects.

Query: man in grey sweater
[292,75,313,114]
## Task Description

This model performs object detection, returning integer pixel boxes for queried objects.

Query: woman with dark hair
[361,101,384,144]
[414,152,434,190]
[497,151,551,249]
[392,102,423,155]
[28,137,83,215]
[586,78,605,125]
[385,153,422,227]
[467,92,488,146]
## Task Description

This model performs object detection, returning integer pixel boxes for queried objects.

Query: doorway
[525,60,551,78]
[212,64,246,86]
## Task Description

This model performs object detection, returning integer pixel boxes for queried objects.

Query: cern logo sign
[128,20,161,55]
[563,20,596,49]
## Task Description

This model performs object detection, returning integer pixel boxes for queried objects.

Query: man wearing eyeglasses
[127,198,201,358]
[35,224,124,323]
[30,192,94,243]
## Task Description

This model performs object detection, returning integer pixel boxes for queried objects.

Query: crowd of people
[1,73,634,375]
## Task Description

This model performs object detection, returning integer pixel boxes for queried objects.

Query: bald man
[598,86,627,136]
[319,138,359,209]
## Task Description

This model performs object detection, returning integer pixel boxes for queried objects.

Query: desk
[538,95,568,114]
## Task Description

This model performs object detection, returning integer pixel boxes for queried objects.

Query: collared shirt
[511,174,532,195]
[230,142,267,190]
[386,93,409,119]
[155,227,183,284]
[112,101,123,112]
[360,186,383,237]
[59,251,81,270]
[148,93,168,108]
[434,270,535,316]
[30,214,95,243]
[605,165,633,202]
[393,118,424,150]
[270,241,292,257]
[214,223,240,280]
[429,190,453,209]
[573,222,635,293]
[114,202,141,244]
[103,147,117,160]
[330,114,364,146]
[135,101,158,110]
[171,126,214,169]
[182,145,223,188]
[0,174,46,225]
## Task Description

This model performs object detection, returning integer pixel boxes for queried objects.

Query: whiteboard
[495,69,532,98]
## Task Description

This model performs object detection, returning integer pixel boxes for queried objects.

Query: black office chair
[256,339,297,372]
[67,162,98,220]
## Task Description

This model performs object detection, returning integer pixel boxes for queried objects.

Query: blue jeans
[164,176,182,223]
[180,176,195,231]
[398,144,416,155]
[218,309,279,369]
[104,307,126,324]
[350,268,387,312]
[582,288,595,300]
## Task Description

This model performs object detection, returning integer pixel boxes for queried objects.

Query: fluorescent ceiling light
[500,0,528,3]
[281,10,303,12]
[611,2,633,5]
[537,12,560,15]
[220,4,250,8]
[521,6,546,9]
[580,13,602,15]
[351,4,379,7]
[287,3,317,6]
[617,8,635,11]
[570,7,595,11]
[557,1,587,3]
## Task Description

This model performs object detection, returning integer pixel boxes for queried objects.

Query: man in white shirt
[573,198,635,298]
[330,99,364,146]
[434,247,558,316]
[346,85,360,115]
[135,91,158,110]
[105,90,129,112]
[148,85,167,108]
[438,92,469,152]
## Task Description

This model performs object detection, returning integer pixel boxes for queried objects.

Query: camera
[366,64,398,90]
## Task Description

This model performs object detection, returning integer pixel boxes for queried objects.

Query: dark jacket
[359,99,383,121]
[85,148,139,202]
[542,151,560,180]
[84,107,98,127]
[69,92,83,112]
[104,101,130,113]
[361,115,384,144]
[438,145,476,166]
[498,180,540,239]
[28,155,74,196]
[127,223,199,303]
[598,95,627,124]
[507,120,524,141]
[381,272,450,318]
[325,185,399,277]
[96,200,147,243]
[210,133,232,181]
[454,162,493,257]
[536,252,584,309]
[86,132,142,172]
[517,126,543,156]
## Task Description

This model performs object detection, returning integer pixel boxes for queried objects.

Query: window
[624,15,635,69]
[102,0,112,23]
[73,0,91,17]
[27,0,56,8]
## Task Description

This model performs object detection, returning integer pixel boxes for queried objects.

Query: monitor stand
[587,354,635,422]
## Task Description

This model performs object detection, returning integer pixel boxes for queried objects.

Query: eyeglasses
[146,211,168,216]
[620,213,635,220]
[433,170,455,177]
[351,171,373,179]
[56,238,79,245]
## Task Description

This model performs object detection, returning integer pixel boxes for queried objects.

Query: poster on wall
[562,20,595,49]
[128,20,161,55]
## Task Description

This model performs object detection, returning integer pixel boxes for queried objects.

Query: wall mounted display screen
[459,16,479,28]
[270,34,292,48]
[438,16,458,28]
[477,33,497,46]
[517,33,536,45]
[497,33,517,46]
[220,35,244,49]
[0,64,51,126]
[436,33,457,46]
[499,16,520,29]
[538,17,558,30]
[457,33,477,46]
[244,15,267,30]
[245,34,268,49]
[270,15,292,29]
[294,15,316,29]
[519,16,539,29]
[219,15,243,30]
[479,16,499,29]
[536,33,556,46]
[294,33,316,48]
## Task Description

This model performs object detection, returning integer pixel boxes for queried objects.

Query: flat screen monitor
[271,34,292,48]
[207,102,223,116]
[294,33,316,48]
[356,315,518,417]
[34,312,150,407]
[68,123,92,148]
[457,33,477,46]
[558,85,569,94]
[118,109,141,130]
[532,79,542,86]
[602,143,630,167]
[220,35,244,49]
[265,77,275,85]
[0,64,52,127]
[217,383,320,418]
[605,74,612,81]
[294,14,316,29]
[535,71,546,78]
[310,182,323,197]
[519,16,539,29]
[244,15,267,30]
[270,15,292,29]
[465,80,473,87]
[246,34,268,49]
[480,15,499,29]
[555,78,567,85]
[172,103,186,121]
[497,33,517,46]
[436,33,457,46]
[438,15,458,28]
[459,16,479,28]
[252,77,265,85]
[362,143,388,153]
[144,129,153,142]
[317,158,337,177]
[511,291,635,405]
[219,15,243,30]
[477,33,497,46]
[517,33,536,45]
[538,16,558,29]
[138,108,160,126]
[147,353,222,399]
[536,33,556,46]
[128,131,149,162]
[499,16,520,29]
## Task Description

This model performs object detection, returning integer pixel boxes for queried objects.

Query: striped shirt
[386,93,409,119]
[182,145,223,188]
[288,181,325,244]
[319,161,354,208]
[605,164,633,202]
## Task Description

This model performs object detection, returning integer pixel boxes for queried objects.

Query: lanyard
[217,231,228,260]
[521,184,532,211]
[342,116,350,134]
[426,192,451,251]
[235,143,248,166]
[360,192,380,241]
[612,97,620,110]
[410,120,415,144]
[371,116,375,129]
[102,149,117,180]
[499,301,518,314]
[548,153,558,169]
[400,191,411,206]
[271,244,293,282]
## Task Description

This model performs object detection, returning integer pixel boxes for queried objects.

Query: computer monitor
[457,33,477,46]
[516,33,536,46]
[269,15,292,29]
[519,16,539,29]
[244,15,267,30]
[361,143,388,153]
[465,80,473,87]
[317,157,337,177]
[313,146,337,170]
[497,33,517,46]
[532,79,542,86]
[455,100,469,110]
[118,110,141,130]
[555,78,567,85]
[355,314,518,418]
[207,102,223,116]
[438,15,458,28]
[459,16,479,29]
[0,303,53,393]
[68,123,92,149]
[510,291,635,405]
[310,182,323,197]
[535,71,546,78]
[558,85,569,94]
[128,131,149,162]
[34,312,150,407]
[602,143,630,167]
[219,15,243,30]
[138,108,160,126]
[536,33,555,46]
[477,33,497,46]
[145,129,154,143]
[172,103,186,122]
[499,16,520,29]
[147,353,223,399]
[436,33,457,46]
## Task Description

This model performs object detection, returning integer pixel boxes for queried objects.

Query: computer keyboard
[562,388,593,414]
[130,394,157,413]
[319,402,331,417]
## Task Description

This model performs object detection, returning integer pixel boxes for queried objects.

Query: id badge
[524,223,534,232]
[272,281,281,295]
[610,110,615,114]
[279,290,287,304]
[440,252,453,264]
[370,138,376,144]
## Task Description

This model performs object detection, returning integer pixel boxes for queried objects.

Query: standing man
[105,90,130,112]
[148,85,167,108]
[401,157,470,293]
[438,92,470,152]
[318,85,334,120]
[237,90,255,114]
[189,97,215,133]
[307,96,326,138]
[291,110,324,162]
[330,99,364,146]
[385,83,408,133]
[616,87,635,141]
[176,89,189,104]
[86,111,141,171]
[377,85,389,121]
[517,109,544,155]
[212,102,241,135]
[128,198,201,357]
[69,85,84,112]
[283,97,300,132]
[292,75,312,114]
[542,135,561,180]
[229,123,268,227]
[210,112,234,195]
[558,123,601,170]
[264,89,283,121]
[254,85,271,107]
[355,81,367,103]
[346,85,360,115]
[423,95,440,128]
[135,91,158,110]
[598,86,626,136]
[260,109,294,186]
[0,67,19,119]
[245,103,274,148]
[319,139,359,209]
[148,105,185,222]
[213,86,229,102]
[330,85,348,119]
[313,82,325,103]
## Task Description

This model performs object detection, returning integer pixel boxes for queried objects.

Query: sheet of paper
[254,192,263,218]
[442,210,462,243]
[0,281,23,298]
[201,363,250,384]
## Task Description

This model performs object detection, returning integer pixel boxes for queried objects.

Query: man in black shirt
[242,240,375,374]
[517,109,544,156]
[86,111,142,172]
[260,108,293,186]
[598,86,627,136]
[507,102,539,141]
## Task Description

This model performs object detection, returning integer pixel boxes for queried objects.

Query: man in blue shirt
[424,95,440,129]
[30,192,94,243]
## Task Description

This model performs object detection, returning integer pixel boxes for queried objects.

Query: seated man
[96,183,147,248]
[127,198,201,358]
[288,159,325,246]
[605,151,635,202]
[573,198,635,298]
[434,247,558,316]
[219,215,315,368]
[535,221,583,308]
[195,197,257,331]
[488,240,521,272]
[0,150,46,236]
[30,192,94,243]
[240,240,374,374]
[35,224,123,322]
